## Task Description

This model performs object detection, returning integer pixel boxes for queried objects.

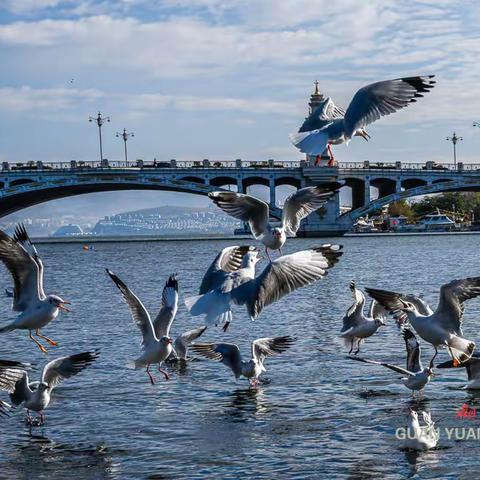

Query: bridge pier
[269,178,276,208]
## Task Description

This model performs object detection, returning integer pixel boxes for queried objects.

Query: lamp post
[89,112,110,162]
[116,128,134,164]
[446,132,462,169]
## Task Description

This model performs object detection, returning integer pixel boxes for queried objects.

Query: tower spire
[309,80,325,114]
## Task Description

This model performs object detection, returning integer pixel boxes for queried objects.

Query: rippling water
[0,235,480,479]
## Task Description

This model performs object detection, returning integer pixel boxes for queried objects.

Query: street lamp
[116,128,134,164]
[446,132,462,169]
[89,112,110,162]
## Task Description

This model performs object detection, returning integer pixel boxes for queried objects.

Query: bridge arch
[275,176,301,189]
[10,178,35,187]
[177,176,205,184]
[242,176,270,189]
[401,178,427,189]
[209,176,238,188]
[370,177,397,198]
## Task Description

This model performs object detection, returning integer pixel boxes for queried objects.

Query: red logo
[456,404,477,419]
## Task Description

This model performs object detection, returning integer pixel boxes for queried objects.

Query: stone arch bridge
[2,158,479,235]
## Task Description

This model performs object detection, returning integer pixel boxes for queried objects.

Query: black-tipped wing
[281,183,342,236]
[344,76,435,136]
[209,192,269,239]
[153,274,178,338]
[41,350,100,391]
[199,245,257,294]
[191,343,243,378]
[348,355,413,376]
[251,336,296,367]
[403,328,422,372]
[233,244,342,320]
[106,269,157,347]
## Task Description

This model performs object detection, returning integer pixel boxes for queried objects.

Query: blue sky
[0,1,479,214]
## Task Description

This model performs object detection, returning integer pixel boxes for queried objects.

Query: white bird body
[403,411,439,451]
[12,300,60,330]
[134,338,173,370]
[260,227,286,251]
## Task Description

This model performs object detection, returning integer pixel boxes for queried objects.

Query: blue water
[0,236,479,479]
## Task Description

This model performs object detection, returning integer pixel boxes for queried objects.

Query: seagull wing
[0,229,43,311]
[437,353,480,382]
[208,192,269,239]
[0,364,27,394]
[174,326,207,360]
[232,244,342,320]
[153,274,178,338]
[348,356,414,376]
[41,350,99,392]
[199,245,257,294]
[341,281,365,332]
[281,183,342,236]
[368,299,388,321]
[106,269,157,347]
[191,343,243,378]
[251,336,296,370]
[297,97,345,132]
[403,328,422,372]
[344,76,435,137]
[436,277,480,332]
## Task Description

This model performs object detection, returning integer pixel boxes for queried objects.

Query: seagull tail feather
[448,336,475,364]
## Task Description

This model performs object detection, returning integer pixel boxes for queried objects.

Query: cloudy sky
[0,1,479,215]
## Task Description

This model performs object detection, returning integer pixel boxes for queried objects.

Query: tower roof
[308,80,325,113]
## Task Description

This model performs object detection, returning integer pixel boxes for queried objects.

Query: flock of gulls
[0,75,475,451]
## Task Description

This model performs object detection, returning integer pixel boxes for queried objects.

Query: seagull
[0,224,71,354]
[1,351,99,425]
[366,278,479,365]
[349,329,436,397]
[290,75,436,159]
[402,410,439,451]
[339,281,387,354]
[185,244,343,331]
[106,270,174,384]
[437,352,480,389]
[173,326,208,362]
[208,183,342,260]
[191,336,296,386]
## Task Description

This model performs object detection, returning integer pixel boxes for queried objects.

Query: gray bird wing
[174,326,207,360]
[199,245,257,295]
[368,299,388,321]
[191,343,243,378]
[106,269,157,347]
[0,365,27,394]
[281,183,342,236]
[0,228,44,312]
[208,192,269,239]
[232,244,342,320]
[298,97,345,132]
[9,373,32,405]
[348,356,414,376]
[436,277,480,333]
[341,281,366,332]
[437,353,480,381]
[343,76,435,137]
[403,328,422,372]
[153,274,178,338]
[251,336,296,369]
[41,350,100,392]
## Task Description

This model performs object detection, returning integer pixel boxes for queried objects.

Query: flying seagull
[290,75,436,159]
[185,244,343,331]
[106,270,175,384]
[209,182,342,260]
[0,224,71,353]
[366,278,479,365]
[437,352,480,390]
[191,336,296,386]
[1,351,99,425]
[339,281,387,354]
[349,329,436,397]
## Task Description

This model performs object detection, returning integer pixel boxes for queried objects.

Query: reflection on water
[0,235,480,478]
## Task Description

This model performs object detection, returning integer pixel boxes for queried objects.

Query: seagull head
[242,250,262,267]
[161,336,173,345]
[399,300,416,313]
[48,295,71,312]
[271,227,283,239]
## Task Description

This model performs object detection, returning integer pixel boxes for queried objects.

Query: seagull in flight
[106,270,175,384]
[290,75,436,159]
[192,336,296,386]
[366,277,479,365]
[349,329,436,398]
[437,352,480,390]
[339,281,387,354]
[0,224,71,354]
[185,244,342,331]
[209,182,342,260]
[1,351,98,425]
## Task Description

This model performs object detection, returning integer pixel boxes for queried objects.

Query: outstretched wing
[174,326,207,360]
[153,274,178,338]
[281,183,342,236]
[403,328,422,372]
[348,355,413,376]
[0,229,43,311]
[344,76,435,137]
[251,336,296,369]
[341,281,365,332]
[297,97,345,132]
[191,343,243,378]
[209,192,269,239]
[233,244,342,320]
[41,350,100,391]
[106,269,157,347]
[199,245,257,294]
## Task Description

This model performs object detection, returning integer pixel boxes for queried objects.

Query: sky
[0,0,480,216]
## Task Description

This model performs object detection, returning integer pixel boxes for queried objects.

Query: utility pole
[89,112,110,162]
[116,128,134,163]
[446,132,462,169]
